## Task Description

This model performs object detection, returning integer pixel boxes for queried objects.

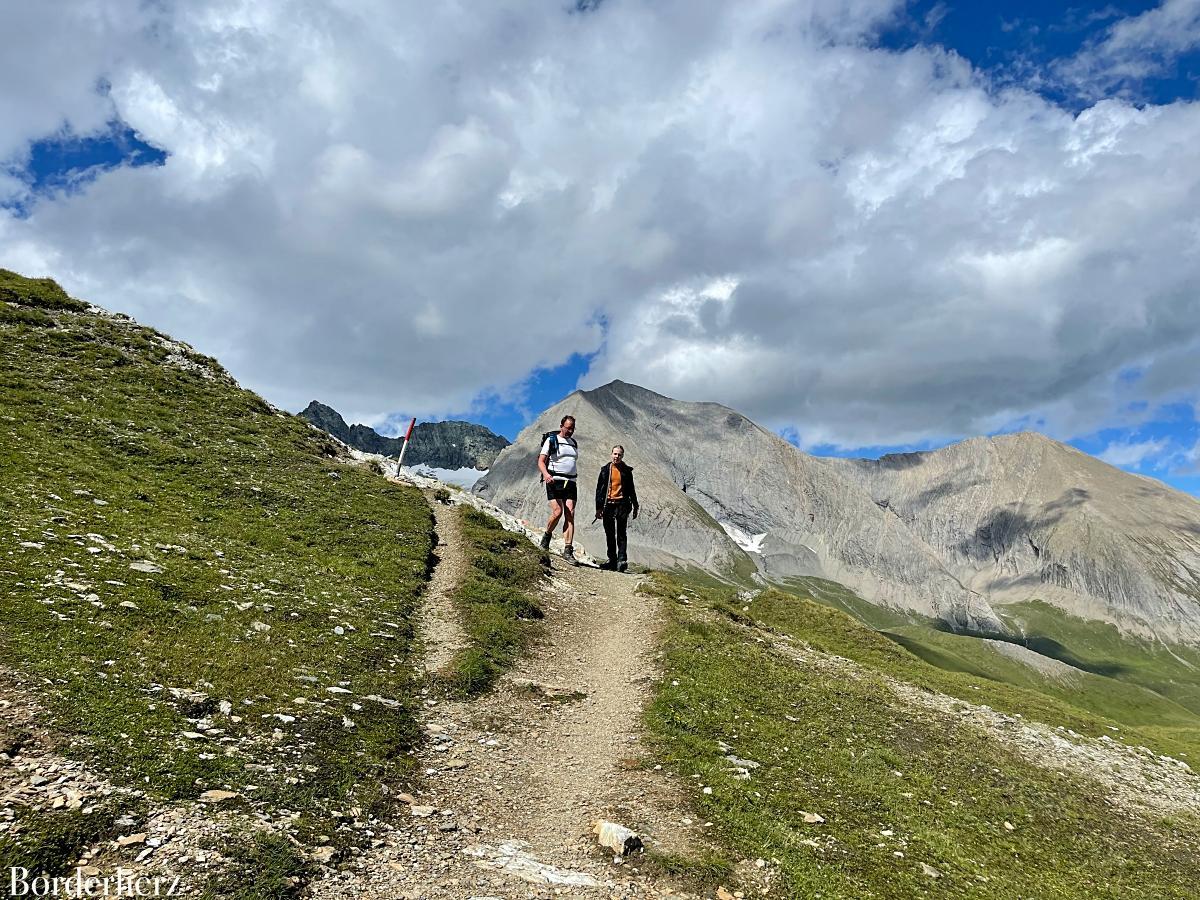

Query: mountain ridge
[300,400,509,470]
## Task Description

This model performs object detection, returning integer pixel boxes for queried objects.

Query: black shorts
[545,476,577,503]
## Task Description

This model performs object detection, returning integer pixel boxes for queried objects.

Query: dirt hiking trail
[416,491,471,676]
[310,493,709,900]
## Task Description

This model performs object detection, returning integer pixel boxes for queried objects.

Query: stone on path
[593,820,644,857]
[199,790,239,803]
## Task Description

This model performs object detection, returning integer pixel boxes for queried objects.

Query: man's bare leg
[545,499,563,535]
[541,499,563,550]
[563,499,576,546]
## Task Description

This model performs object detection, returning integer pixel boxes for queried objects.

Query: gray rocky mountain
[300,401,508,470]
[475,381,1200,643]
[826,434,1200,642]
[475,381,1003,633]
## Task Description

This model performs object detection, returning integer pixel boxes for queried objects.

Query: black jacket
[595,461,638,515]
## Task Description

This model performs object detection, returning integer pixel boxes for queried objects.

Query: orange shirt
[608,465,623,501]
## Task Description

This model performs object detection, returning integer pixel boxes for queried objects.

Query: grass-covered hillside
[0,271,433,871]
[776,575,1200,763]
[646,574,1200,899]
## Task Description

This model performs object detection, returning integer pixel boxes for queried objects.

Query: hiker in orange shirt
[594,445,639,572]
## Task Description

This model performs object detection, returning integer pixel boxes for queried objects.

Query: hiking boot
[617,560,628,573]
[562,545,578,566]
[599,559,617,571]
[539,531,552,551]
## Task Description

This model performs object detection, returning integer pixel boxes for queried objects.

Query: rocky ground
[0,670,266,893]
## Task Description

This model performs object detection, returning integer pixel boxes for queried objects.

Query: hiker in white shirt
[538,415,579,565]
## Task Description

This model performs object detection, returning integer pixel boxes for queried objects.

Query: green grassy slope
[645,574,1200,899]
[884,623,1200,741]
[777,575,919,630]
[996,599,1200,714]
[771,573,1200,761]
[0,271,433,864]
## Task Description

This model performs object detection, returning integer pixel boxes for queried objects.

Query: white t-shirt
[540,435,578,477]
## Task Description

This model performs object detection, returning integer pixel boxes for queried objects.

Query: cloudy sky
[3,0,1200,493]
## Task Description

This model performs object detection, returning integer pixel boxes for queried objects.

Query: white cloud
[1098,438,1170,468]
[1056,0,1200,98]
[0,0,1198,446]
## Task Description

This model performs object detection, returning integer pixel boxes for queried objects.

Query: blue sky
[2,0,1199,494]
[4,121,164,218]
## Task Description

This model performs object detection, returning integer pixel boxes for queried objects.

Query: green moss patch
[0,804,125,876]
[199,832,312,900]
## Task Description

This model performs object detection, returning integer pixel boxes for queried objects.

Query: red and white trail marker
[395,417,417,472]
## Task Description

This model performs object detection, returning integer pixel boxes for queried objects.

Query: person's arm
[538,442,553,483]
[628,467,639,519]
[595,465,606,518]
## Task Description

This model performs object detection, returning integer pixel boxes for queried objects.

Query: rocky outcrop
[476,381,1200,643]
[300,401,508,470]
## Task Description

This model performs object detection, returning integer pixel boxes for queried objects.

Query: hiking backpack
[536,430,571,481]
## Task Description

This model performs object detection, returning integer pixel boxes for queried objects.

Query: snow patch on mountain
[411,465,487,489]
[720,521,767,555]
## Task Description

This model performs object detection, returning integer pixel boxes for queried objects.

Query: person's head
[559,415,576,437]
[611,445,624,464]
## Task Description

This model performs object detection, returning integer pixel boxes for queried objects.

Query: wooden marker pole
[395,417,417,474]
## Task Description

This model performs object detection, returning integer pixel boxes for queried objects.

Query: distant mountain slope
[826,434,1200,641]
[477,380,1200,643]
[475,381,1004,633]
[300,400,508,469]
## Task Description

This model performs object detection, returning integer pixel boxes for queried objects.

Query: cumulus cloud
[1098,437,1170,468]
[1,0,1199,445]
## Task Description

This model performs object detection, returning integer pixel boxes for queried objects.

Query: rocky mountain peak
[300,401,351,440]
[299,401,510,470]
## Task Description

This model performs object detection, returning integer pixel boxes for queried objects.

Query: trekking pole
[394,417,416,475]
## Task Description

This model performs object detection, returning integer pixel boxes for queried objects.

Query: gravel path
[310,504,704,899]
